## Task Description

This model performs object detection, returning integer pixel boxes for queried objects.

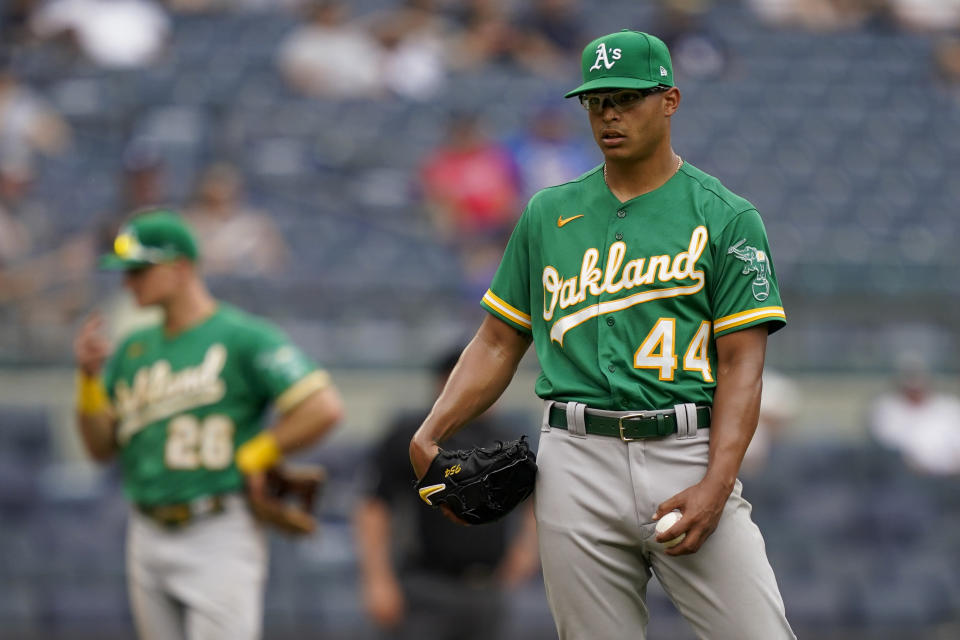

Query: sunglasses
[578,87,669,114]
[124,264,161,276]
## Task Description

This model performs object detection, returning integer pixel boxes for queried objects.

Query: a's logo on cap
[590,42,622,72]
[114,232,137,258]
[660,65,668,77]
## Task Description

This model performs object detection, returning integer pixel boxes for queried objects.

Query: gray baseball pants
[126,495,268,640]
[534,406,796,640]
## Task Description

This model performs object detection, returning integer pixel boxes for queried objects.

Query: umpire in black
[353,348,539,640]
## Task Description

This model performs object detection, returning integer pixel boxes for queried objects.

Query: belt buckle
[153,504,191,527]
[618,412,653,442]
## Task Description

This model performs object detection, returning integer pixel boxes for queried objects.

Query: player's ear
[663,87,681,117]
[173,258,196,280]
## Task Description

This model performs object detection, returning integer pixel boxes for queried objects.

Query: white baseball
[655,510,685,548]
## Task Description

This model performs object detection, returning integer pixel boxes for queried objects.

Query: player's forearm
[74,371,117,462]
[415,315,532,446]
[270,385,344,454]
[235,385,343,476]
[353,499,398,583]
[76,413,117,462]
[704,327,767,491]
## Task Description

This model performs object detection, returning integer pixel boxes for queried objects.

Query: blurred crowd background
[1,0,959,638]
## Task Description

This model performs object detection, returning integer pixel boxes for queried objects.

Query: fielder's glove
[415,436,537,525]
[246,465,326,535]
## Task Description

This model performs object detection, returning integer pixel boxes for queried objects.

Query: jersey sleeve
[244,322,330,413]
[480,208,533,333]
[711,209,787,337]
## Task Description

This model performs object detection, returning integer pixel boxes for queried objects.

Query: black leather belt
[136,494,228,528]
[549,404,711,441]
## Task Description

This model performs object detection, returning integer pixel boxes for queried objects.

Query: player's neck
[162,279,217,336]
[603,149,682,202]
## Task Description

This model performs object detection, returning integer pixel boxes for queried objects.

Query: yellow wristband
[76,372,110,416]
[236,431,281,474]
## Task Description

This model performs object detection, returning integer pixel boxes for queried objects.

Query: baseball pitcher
[410,30,796,639]
[73,210,343,640]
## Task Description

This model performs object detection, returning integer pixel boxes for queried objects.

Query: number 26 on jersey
[165,414,235,470]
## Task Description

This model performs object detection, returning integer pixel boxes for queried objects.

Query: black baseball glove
[415,436,538,525]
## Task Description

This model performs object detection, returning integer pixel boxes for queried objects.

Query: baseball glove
[415,436,537,525]
[246,465,326,535]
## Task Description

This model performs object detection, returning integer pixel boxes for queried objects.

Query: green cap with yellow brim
[565,30,674,98]
[99,209,200,270]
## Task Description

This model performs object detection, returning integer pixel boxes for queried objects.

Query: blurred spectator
[512,0,586,76]
[0,150,51,266]
[888,0,960,32]
[420,112,520,239]
[31,0,171,69]
[503,101,594,199]
[368,0,450,100]
[656,0,729,80]
[1,0,42,44]
[868,352,960,475]
[0,161,36,269]
[353,346,540,639]
[94,141,168,255]
[419,112,521,299]
[0,150,91,347]
[183,162,288,277]
[746,0,880,31]
[0,57,72,159]
[444,0,517,70]
[119,141,166,207]
[277,0,385,100]
[935,36,960,103]
[741,369,801,475]
[166,0,303,12]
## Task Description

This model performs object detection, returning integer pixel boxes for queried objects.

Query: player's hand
[74,313,111,377]
[408,435,469,526]
[653,479,730,556]
[245,470,267,502]
[363,573,405,629]
[408,433,439,481]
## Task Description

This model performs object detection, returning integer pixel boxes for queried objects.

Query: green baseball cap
[99,209,200,270]
[565,30,674,98]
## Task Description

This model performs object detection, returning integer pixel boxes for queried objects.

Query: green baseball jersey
[102,304,329,506]
[480,162,786,411]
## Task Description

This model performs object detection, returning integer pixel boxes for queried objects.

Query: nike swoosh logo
[557,214,584,228]
[418,483,446,505]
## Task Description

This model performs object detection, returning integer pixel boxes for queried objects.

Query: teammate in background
[354,347,539,640]
[410,30,795,639]
[183,162,289,278]
[73,209,343,640]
